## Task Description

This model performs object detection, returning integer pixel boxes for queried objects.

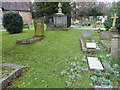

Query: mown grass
[2,27,119,88]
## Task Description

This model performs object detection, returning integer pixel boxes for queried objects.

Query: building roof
[2,0,32,11]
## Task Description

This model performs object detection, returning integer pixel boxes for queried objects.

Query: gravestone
[53,2,67,27]
[34,18,44,37]
[99,32,111,40]
[86,43,97,49]
[87,57,104,70]
[111,34,120,58]
[109,14,118,35]
[81,30,92,40]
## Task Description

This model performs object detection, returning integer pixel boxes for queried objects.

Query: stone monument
[54,2,67,27]
[47,2,67,30]
[111,34,120,58]
[109,14,118,36]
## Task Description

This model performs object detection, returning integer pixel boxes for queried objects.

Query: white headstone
[101,18,105,23]
[87,57,104,70]
[86,43,97,49]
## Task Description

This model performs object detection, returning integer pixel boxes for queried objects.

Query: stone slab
[94,85,112,89]
[86,43,97,49]
[87,57,104,70]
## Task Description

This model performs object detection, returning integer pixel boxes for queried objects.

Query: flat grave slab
[86,42,97,49]
[94,85,112,89]
[0,63,28,89]
[87,57,104,70]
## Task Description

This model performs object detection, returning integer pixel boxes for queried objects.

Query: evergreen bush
[2,12,23,34]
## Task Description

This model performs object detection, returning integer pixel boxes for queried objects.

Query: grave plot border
[80,39,100,53]
[99,40,111,52]
[0,63,28,89]
[16,36,45,44]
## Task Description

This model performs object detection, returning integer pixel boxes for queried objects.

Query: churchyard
[1,1,120,89]
[1,24,119,88]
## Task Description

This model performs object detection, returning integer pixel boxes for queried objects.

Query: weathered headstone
[87,57,104,70]
[111,34,120,58]
[34,18,44,37]
[99,32,111,40]
[82,30,92,40]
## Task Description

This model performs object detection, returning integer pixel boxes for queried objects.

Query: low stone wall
[16,36,45,44]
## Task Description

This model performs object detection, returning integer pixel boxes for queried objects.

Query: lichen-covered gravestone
[34,18,44,37]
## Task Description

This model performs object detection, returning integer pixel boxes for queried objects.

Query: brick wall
[3,11,33,24]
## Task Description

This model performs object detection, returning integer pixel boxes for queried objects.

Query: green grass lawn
[1,28,119,88]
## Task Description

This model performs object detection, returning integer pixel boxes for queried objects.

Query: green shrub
[2,12,23,34]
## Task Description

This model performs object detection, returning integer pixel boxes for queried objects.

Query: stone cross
[111,14,118,27]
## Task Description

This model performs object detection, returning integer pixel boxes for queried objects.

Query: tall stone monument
[46,2,67,30]
[53,2,67,27]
